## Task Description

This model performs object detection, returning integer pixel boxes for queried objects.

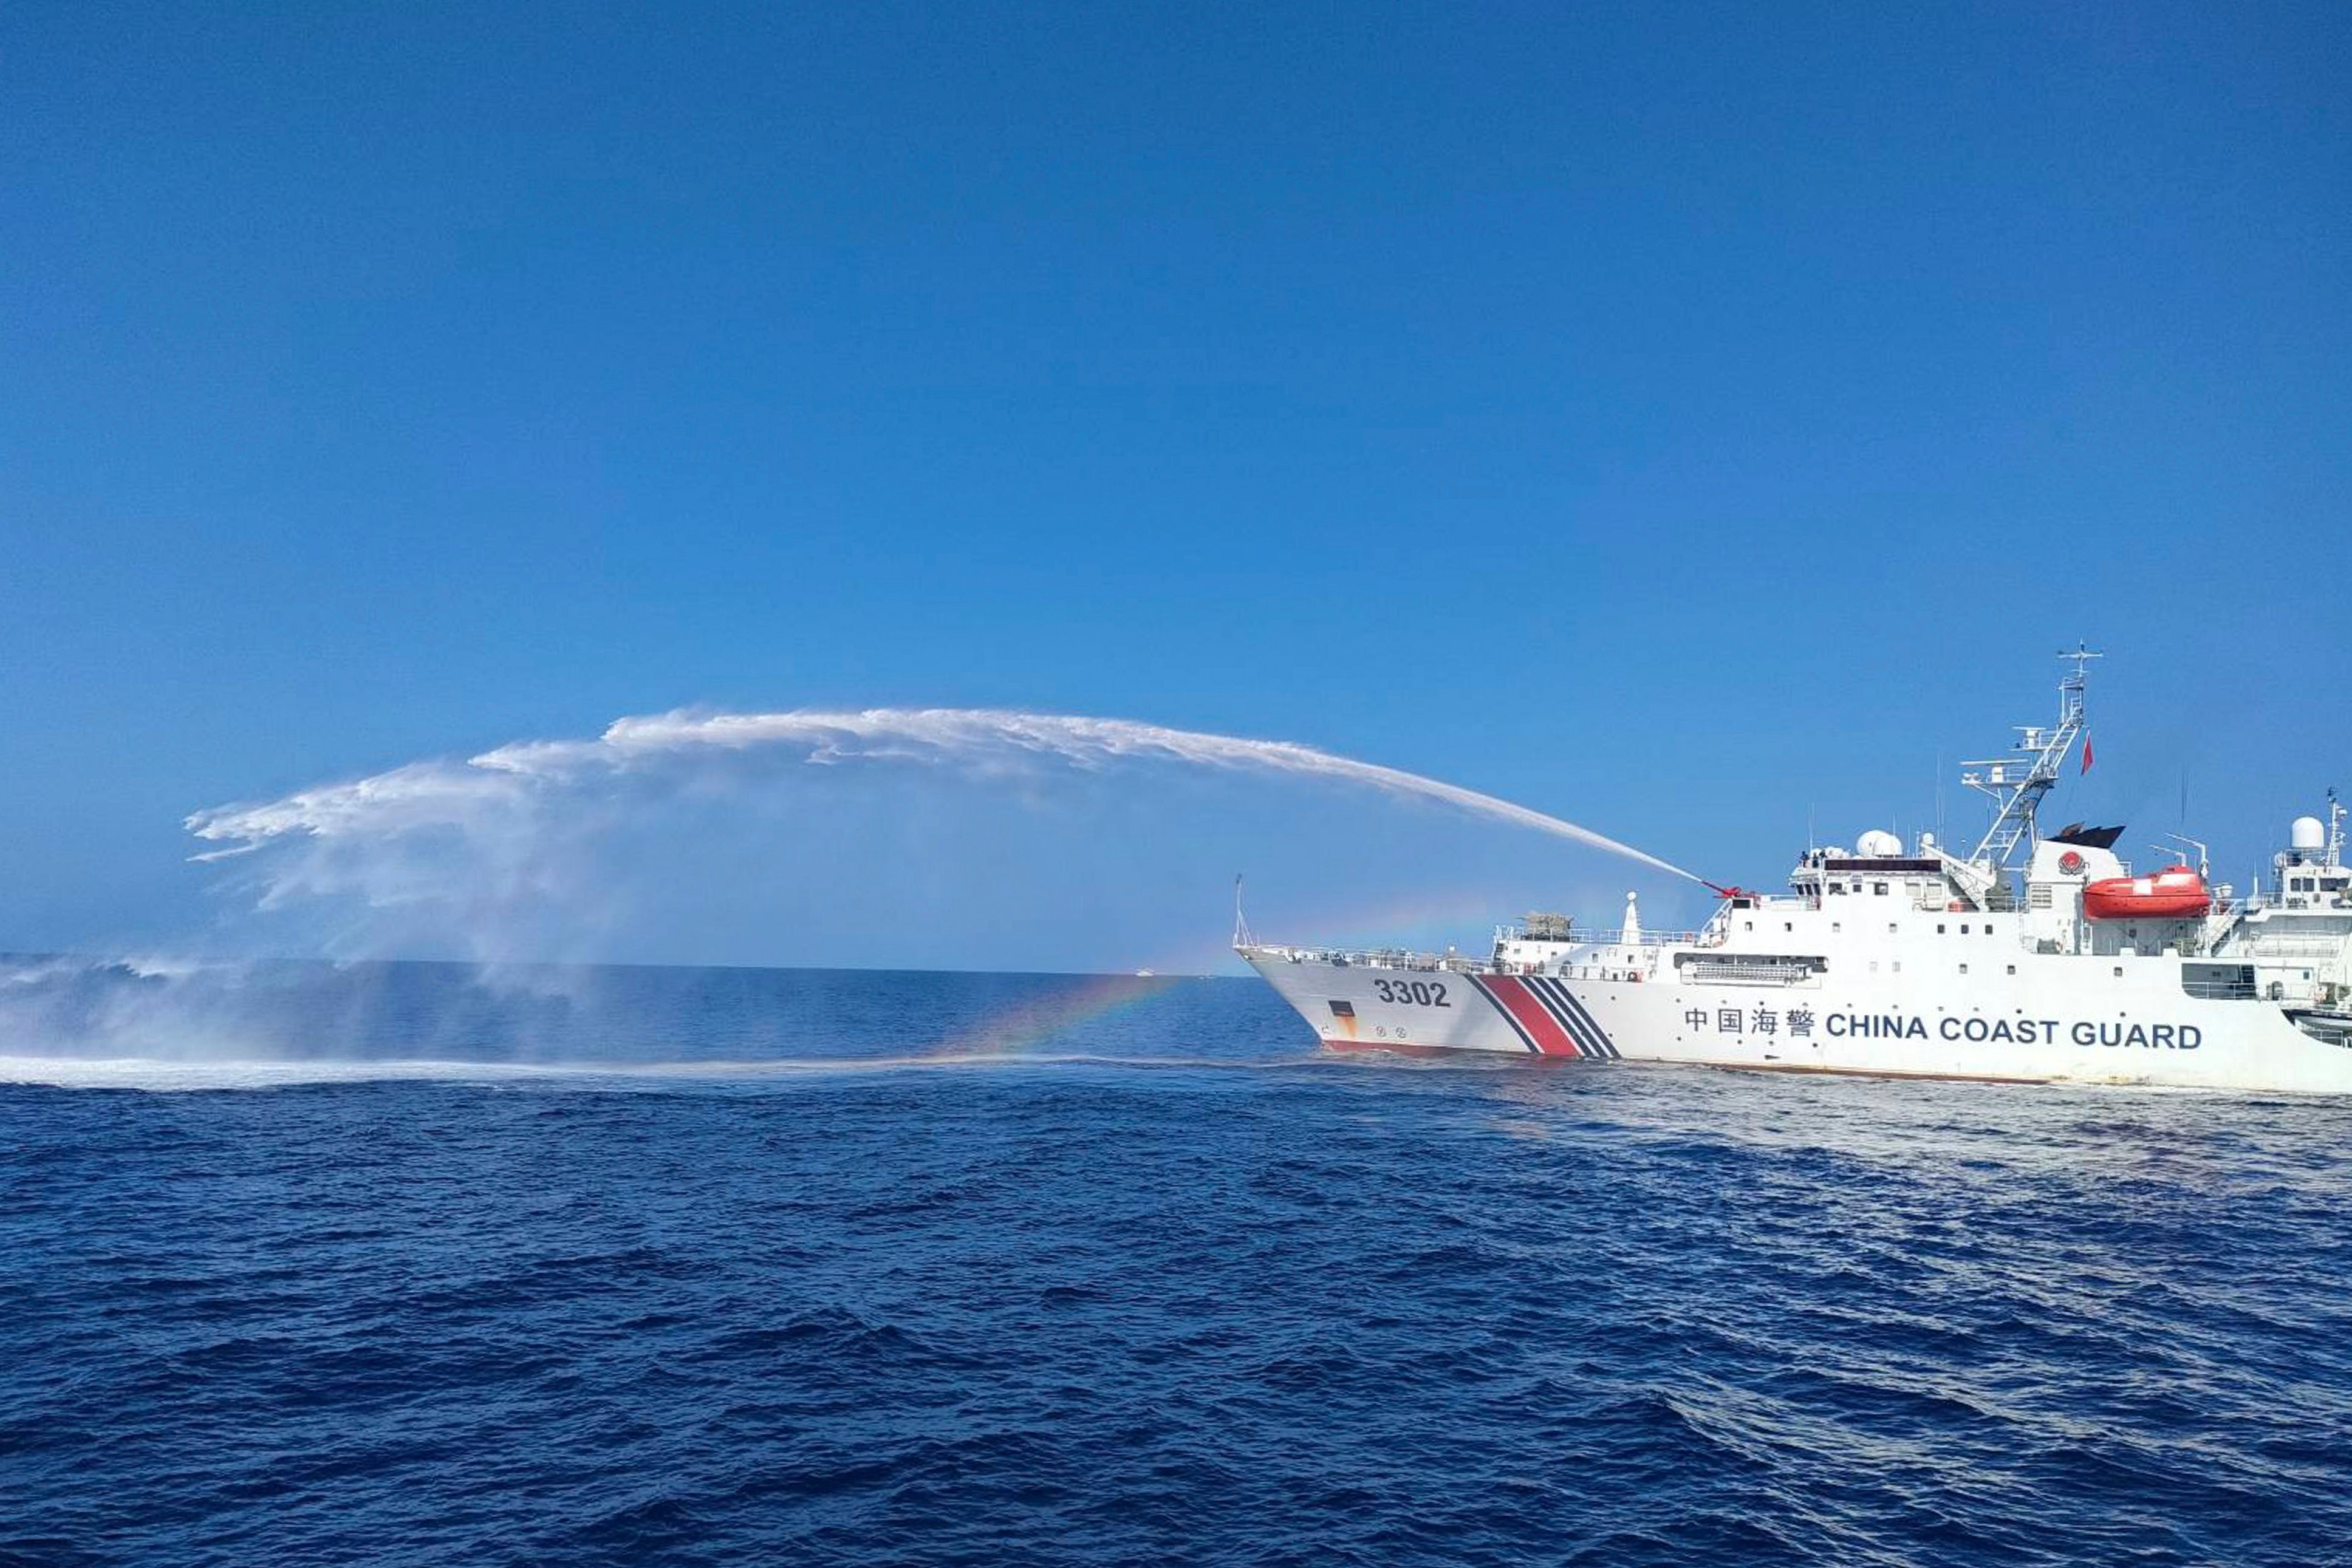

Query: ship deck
[1240,928,1715,975]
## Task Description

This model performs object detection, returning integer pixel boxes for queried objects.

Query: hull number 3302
[1372,978,1451,1007]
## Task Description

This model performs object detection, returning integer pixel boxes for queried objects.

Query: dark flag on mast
[2081,735,2094,774]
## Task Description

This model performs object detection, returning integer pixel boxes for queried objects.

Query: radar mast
[1961,644,2099,871]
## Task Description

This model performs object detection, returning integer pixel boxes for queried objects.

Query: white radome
[2291,816,2326,852]
[1855,829,1902,858]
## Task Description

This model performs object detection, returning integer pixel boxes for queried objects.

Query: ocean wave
[5,967,2349,1566]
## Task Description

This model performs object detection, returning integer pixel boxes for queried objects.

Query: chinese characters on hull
[1684,1006,1814,1037]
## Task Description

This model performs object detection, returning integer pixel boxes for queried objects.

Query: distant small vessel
[1134,969,1155,977]
[1239,650,2352,1094]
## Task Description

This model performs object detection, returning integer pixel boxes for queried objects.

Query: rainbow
[925,970,1181,1058]
[920,887,1570,1060]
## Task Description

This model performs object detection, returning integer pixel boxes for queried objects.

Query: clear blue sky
[4,2,2347,964]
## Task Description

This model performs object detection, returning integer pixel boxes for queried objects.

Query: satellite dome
[2291,816,2326,852]
[1855,829,1902,858]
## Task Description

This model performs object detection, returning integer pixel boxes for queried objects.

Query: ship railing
[2226,933,2351,958]
[2180,977,2259,1001]
[1245,943,1478,973]
[1496,924,1713,947]
[1253,923,1728,972]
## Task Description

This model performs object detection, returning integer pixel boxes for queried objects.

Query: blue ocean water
[3,958,2349,1567]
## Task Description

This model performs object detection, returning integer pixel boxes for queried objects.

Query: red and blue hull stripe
[1469,974,1621,1059]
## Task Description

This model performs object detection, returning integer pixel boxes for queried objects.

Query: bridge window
[1872,882,1888,896]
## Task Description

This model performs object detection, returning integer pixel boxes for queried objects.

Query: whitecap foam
[0,1049,1325,1092]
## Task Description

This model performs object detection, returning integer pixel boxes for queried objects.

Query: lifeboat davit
[2082,865,2211,921]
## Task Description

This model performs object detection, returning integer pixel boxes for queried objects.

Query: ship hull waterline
[1243,946,2352,1096]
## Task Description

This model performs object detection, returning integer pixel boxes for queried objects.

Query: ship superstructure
[1239,653,2352,1092]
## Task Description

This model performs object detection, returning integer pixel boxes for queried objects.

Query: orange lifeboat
[2082,865,2211,921]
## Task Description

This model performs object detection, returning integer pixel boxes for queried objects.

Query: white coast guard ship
[1239,651,2352,1093]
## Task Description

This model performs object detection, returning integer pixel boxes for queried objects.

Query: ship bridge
[1788,830,1971,914]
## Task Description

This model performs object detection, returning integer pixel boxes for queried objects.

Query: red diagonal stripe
[1482,975,1581,1056]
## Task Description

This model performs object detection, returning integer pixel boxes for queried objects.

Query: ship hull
[1243,946,2352,1094]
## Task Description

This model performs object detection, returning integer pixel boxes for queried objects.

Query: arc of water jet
[189,706,1703,885]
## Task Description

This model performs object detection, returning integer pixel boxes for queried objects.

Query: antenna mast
[1960,644,2101,869]
[1231,873,1254,949]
